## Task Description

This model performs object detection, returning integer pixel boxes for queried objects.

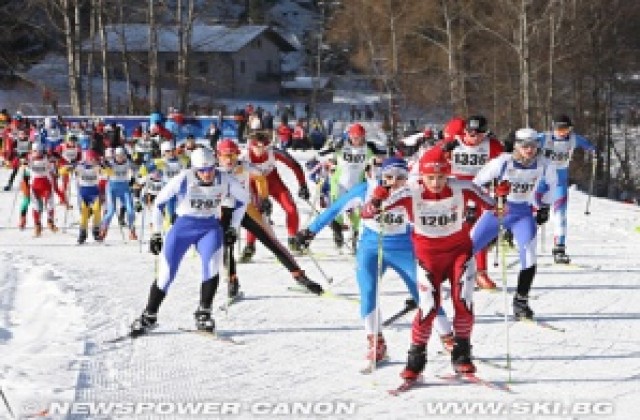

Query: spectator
[262,111,275,131]
[206,122,220,150]
[291,119,306,150]
[277,120,293,149]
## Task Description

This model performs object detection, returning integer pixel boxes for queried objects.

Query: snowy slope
[0,153,639,419]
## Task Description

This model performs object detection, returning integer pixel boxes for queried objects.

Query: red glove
[372,186,390,201]
[361,201,382,218]
[495,180,511,198]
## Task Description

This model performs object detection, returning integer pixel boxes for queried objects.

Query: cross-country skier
[296,157,456,362]
[471,128,558,320]
[241,132,310,259]
[99,147,137,240]
[217,139,323,297]
[539,114,596,263]
[441,115,505,289]
[317,123,386,250]
[361,146,495,377]
[130,147,249,336]
[75,150,104,244]
[28,142,59,236]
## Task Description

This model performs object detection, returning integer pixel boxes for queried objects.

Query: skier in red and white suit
[28,142,59,236]
[440,115,504,289]
[361,145,494,378]
[241,132,311,256]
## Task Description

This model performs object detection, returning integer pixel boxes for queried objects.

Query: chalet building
[81,24,297,98]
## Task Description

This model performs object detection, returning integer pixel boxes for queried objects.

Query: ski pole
[62,176,70,233]
[585,152,597,215]
[372,209,385,373]
[0,386,15,419]
[496,195,512,383]
[305,248,334,283]
[139,196,146,253]
[7,168,22,225]
[221,244,233,315]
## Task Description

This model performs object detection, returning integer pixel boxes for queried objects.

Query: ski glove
[134,201,143,213]
[536,206,550,225]
[295,228,315,250]
[298,184,310,200]
[149,233,163,255]
[442,139,460,152]
[464,203,478,224]
[224,227,238,246]
[258,198,272,215]
[494,180,511,198]
[372,185,390,201]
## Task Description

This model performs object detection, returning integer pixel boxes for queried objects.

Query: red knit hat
[419,146,450,175]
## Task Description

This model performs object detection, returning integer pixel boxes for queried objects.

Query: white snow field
[0,153,639,420]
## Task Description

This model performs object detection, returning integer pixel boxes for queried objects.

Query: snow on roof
[281,76,330,90]
[81,24,296,53]
[267,0,319,39]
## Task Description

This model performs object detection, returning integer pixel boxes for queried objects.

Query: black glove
[295,228,315,250]
[464,203,478,224]
[536,206,550,225]
[298,184,310,200]
[224,227,238,246]
[258,198,272,215]
[149,233,163,255]
[442,139,460,152]
[134,201,143,213]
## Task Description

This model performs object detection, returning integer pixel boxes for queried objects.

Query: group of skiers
[1,109,596,381]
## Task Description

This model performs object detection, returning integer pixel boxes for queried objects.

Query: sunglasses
[383,173,408,181]
[517,141,538,148]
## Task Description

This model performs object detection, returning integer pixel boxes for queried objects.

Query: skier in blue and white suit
[295,157,454,361]
[130,147,249,336]
[538,114,596,263]
[471,128,558,320]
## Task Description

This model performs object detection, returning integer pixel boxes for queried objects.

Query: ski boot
[92,226,102,242]
[451,337,476,374]
[330,221,344,248]
[476,270,497,290]
[293,272,324,295]
[440,333,455,353]
[552,244,571,264]
[288,237,300,253]
[228,276,241,299]
[194,306,215,332]
[78,228,88,245]
[130,311,158,337]
[118,207,127,227]
[400,343,426,380]
[350,230,359,253]
[3,185,11,192]
[513,294,534,320]
[240,244,255,263]
[34,223,43,237]
[366,333,388,362]
[47,219,59,233]
[18,215,26,230]
[98,226,109,241]
[502,229,515,248]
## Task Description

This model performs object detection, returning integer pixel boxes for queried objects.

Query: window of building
[198,60,208,75]
[254,38,262,49]
[240,60,246,74]
[165,60,176,74]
